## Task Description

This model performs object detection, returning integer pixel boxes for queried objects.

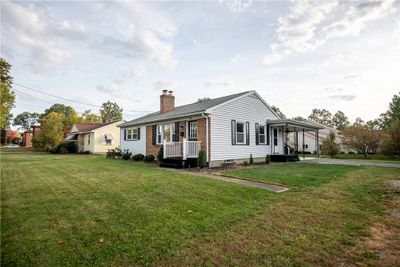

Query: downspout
[201,113,209,164]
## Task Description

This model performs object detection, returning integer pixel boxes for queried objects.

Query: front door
[273,128,280,154]
[188,121,198,141]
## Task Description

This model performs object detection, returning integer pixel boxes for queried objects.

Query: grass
[303,153,400,162]
[1,153,400,266]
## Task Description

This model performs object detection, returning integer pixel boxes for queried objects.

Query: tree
[80,109,101,123]
[14,112,40,131]
[271,105,286,119]
[197,97,211,103]
[379,92,400,129]
[381,119,400,156]
[0,58,15,130]
[321,131,340,158]
[332,110,349,130]
[292,116,306,121]
[342,121,383,158]
[36,112,66,149]
[41,104,79,132]
[100,101,123,123]
[308,108,333,126]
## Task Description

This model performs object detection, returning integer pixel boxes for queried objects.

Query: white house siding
[119,126,146,155]
[209,92,280,166]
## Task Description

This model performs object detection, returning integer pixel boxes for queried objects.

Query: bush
[132,154,145,161]
[157,146,164,162]
[84,150,90,154]
[348,151,355,154]
[243,160,249,167]
[249,154,254,164]
[197,149,206,168]
[64,141,78,153]
[265,154,271,164]
[114,147,122,159]
[144,154,155,162]
[121,149,132,160]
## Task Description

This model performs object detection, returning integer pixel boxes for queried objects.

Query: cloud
[231,54,247,63]
[2,2,87,72]
[204,81,234,87]
[324,1,397,38]
[96,84,116,93]
[344,74,357,80]
[324,87,345,92]
[328,94,356,101]
[263,0,398,64]
[221,0,253,13]
[153,81,177,91]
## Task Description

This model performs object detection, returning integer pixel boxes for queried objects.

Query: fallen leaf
[187,210,193,213]
[58,240,65,245]
[98,238,104,243]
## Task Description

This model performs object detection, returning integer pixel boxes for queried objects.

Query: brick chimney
[160,90,175,114]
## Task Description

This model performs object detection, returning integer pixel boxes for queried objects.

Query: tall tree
[80,109,101,123]
[342,121,382,158]
[332,110,349,130]
[100,101,123,123]
[292,116,306,121]
[35,112,66,149]
[322,131,340,158]
[0,58,15,130]
[271,105,286,119]
[14,112,40,131]
[381,119,400,156]
[379,92,400,129]
[308,108,333,126]
[41,104,79,132]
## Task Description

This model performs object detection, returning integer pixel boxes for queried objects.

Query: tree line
[0,57,123,149]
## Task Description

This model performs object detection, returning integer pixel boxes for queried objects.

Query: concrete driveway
[300,158,400,168]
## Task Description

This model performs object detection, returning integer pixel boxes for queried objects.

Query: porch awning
[267,119,322,132]
[104,133,114,140]
[64,134,78,141]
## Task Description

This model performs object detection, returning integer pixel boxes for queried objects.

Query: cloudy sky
[2,0,400,122]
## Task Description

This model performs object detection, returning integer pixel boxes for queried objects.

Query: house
[287,120,347,154]
[66,121,122,153]
[22,131,33,147]
[118,90,321,167]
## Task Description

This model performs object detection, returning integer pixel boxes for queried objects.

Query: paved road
[301,158,400,168]
[171,169,289,193]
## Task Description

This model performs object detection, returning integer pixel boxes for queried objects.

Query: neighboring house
[22,131,33,147]
[287,120,347,153]
[66,121,122,153]
[32,124,41,145]
[119,90,321,167]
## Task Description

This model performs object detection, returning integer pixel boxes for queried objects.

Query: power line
[14,82,153,113]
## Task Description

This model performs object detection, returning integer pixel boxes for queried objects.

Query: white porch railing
[163,138,201,159]
[163,141,182,158]
[184,140,202,158]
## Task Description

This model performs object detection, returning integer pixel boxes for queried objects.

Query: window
[189,121,198,140]
[259,125,266,144]
[126,128,138,140]
[156,125,163,144]
[106,139,112,145]
[236,122,245,144]
[156,123,176,144]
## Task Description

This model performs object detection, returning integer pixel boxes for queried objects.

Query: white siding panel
[210,93,280,161]
[119,126,146,155]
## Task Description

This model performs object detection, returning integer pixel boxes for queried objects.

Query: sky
[2,0,400,123]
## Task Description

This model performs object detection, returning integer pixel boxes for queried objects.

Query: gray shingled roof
[118,91,251,127]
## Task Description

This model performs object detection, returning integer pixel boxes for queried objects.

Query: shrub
[348,151,355,154]
[121,149,132,160]
[106,149,112,159]
[144,154,155,162]
[114,147,122,159]
[132,154,145,161]
[265,154,271,164]
[249,154,254,164]
[64,141,78,153]
[197,149,206,168]
[84,150,90,154]
[243,160,249,167]
[157,146,164,162]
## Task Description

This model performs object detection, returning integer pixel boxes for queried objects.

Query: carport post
[316,130,320,158]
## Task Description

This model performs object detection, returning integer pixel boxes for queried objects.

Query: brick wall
[23,132,33,147]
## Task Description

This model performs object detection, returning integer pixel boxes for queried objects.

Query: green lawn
[1,153,399,266]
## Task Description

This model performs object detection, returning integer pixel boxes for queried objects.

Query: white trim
[236,121,246,145]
